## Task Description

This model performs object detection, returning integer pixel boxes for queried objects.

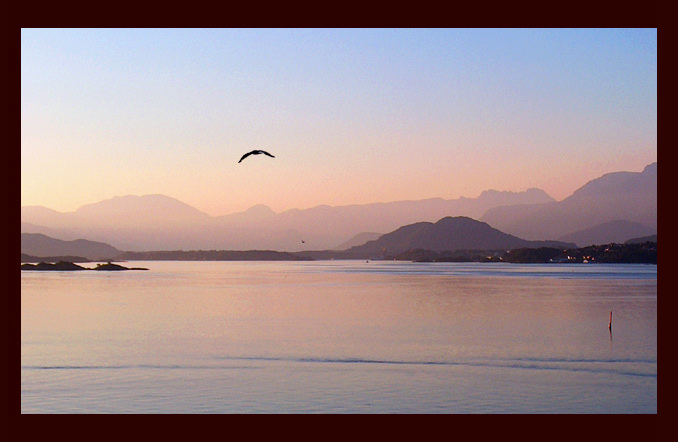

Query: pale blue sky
[21,28,657,215]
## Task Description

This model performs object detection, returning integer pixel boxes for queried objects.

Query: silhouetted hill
[346,216,575,257]
[557,220,656,247]
[21,233,122,261]
[481,163,657,241]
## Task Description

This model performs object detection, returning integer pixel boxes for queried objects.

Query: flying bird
[238,150,275,163]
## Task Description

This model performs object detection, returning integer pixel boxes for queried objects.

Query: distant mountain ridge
[21,163,656,252]
[21,188,555,252]
[73,194,212,227]
[481,163,657,242]
[557,220,657,247]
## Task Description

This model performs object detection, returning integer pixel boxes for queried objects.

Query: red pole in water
[609,311,612,330]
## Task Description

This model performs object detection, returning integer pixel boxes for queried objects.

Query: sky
[21,28,657,216]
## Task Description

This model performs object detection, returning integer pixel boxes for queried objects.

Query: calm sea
[21,261,657,413]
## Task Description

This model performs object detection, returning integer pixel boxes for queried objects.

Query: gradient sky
[21,28,657,216]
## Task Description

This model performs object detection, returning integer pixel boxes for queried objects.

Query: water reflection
[21,261,657,413]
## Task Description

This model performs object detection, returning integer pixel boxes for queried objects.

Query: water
[21,261,657,413]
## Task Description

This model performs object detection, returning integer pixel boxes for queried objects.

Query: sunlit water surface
[21,261,657,413]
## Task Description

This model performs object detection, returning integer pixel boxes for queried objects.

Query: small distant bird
[301,240,306,244]
[238,150,275,163]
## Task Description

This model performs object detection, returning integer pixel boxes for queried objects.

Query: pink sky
[21,29,656,216]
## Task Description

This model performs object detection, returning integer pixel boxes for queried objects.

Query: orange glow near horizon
[21,29,656,216]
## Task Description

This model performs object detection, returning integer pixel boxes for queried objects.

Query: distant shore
[21,241,657,268]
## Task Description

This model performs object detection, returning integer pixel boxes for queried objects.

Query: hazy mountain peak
[557,219,656,247]
[76,193,206,212]
[244,204,276,216]
[20,205,75,228]
[75,194,209,215]
[67,194,212,232]
[480,162,657,242]
[567,163,657,201]
[477,188,555,205]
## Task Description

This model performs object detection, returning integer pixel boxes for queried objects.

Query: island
[21,261,149,271]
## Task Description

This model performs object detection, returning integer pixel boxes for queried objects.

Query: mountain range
[21,188,555,252]
[21,163,657,251]
[22,217,576,262]
[480,163,657,242]
[557,220,656,247]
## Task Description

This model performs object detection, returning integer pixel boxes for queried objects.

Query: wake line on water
[23,356,655,378]
[21,364,262,371]
[211,356,656,378]
[214,355,656,365]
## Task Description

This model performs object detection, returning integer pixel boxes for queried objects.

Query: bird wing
[238,151,254,163]
[262,150,275,158]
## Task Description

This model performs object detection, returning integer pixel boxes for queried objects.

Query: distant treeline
[111,242,657,264]
[379,242,656,264]
[501,241,657,264]
[21,253,91,263]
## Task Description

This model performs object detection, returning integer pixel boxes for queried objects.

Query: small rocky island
[21,261,149,271]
